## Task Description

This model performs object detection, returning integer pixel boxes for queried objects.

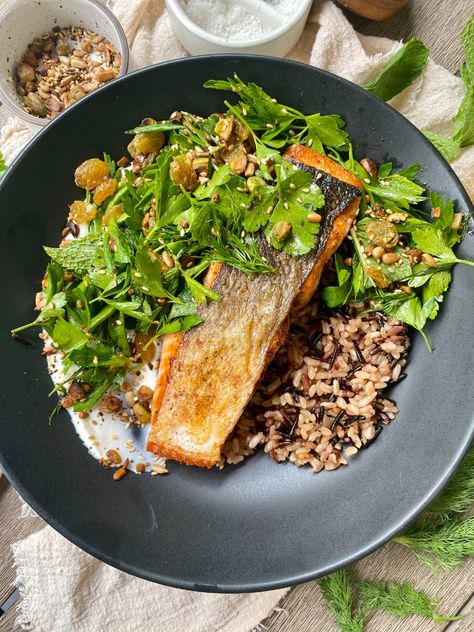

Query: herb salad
[12,75,473,418]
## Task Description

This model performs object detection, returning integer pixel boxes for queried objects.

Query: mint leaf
[453,16,474,147]
[461,13,474,75]
[44,235,104,274]
[453,82,474,147]
[0,151,7,181]
[422,130,460,162]
[363,38,429,101]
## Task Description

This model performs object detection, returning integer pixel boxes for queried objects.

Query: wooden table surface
[1,1,473,631]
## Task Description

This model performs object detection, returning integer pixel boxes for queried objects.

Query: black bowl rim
[1,54,473,593]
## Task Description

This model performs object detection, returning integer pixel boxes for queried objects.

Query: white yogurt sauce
[46,341,166,472]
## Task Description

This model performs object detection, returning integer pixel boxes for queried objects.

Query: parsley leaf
[321,253,352,307]
[363,38,429,101]
[134,246,171,298]
[265,165,324,255]
[365,172,426,209]
[51,318,88,352]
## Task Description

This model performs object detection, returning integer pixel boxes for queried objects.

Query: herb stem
[88,304,116,331]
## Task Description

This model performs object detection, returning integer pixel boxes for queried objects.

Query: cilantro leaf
[363,38,429,101]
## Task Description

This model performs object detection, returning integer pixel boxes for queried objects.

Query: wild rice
[222,301,410,473]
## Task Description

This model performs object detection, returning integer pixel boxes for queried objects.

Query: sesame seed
[266,123,274,129]
[289,182,297,190]
[283,202,289,210]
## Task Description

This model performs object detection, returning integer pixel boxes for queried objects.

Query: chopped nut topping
[15,26,121,120]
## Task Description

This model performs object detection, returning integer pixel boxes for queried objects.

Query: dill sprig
[394,515,474,574]
[318,570,365,632]
[317,570,462,631]
[392,447,474,573]
[358,580,462,624]
[423,447,474,521]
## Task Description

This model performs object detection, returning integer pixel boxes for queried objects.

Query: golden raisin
[101,203,124,226]
[366,267,389,288]
[366,219,399,248]
[127,132,165,158]
[74,158,109,190]
[169,154,198,191]
[93,178,117,205]
[69,200,97,223]
[134,333,156,363]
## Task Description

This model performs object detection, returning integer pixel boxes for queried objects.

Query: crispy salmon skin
[147,146,362,467]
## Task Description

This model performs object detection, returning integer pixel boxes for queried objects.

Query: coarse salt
[183,0,304,42]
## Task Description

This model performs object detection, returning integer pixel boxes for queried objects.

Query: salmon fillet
[147,146,362,467]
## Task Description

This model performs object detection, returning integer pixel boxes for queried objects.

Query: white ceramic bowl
[165,0,313,57]
[0,0,129,128]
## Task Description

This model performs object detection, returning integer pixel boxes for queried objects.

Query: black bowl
[1,56,473,592]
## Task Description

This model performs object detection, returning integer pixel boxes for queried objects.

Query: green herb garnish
[0,150,7,181]
[422,14,474,161]
[363,38,429,101]
[318,569,364,632]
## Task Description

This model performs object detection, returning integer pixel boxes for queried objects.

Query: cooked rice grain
[222,302,409,473]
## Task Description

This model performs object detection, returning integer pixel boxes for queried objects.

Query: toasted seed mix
[15,26,121,120]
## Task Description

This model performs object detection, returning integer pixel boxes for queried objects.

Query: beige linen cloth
[3,1,474,631]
